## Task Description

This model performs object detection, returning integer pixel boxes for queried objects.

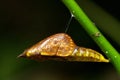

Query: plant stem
[62,0,120,74]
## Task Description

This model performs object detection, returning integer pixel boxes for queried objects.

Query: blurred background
[0,0,120,80]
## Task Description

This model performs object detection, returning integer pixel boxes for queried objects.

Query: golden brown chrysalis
[18,33,109,62]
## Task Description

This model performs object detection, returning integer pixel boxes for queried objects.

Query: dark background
[0,0,120,80]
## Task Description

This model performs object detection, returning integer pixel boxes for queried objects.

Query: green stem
[62,0,120,74]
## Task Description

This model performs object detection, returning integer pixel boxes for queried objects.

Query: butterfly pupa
[18,33,109,62]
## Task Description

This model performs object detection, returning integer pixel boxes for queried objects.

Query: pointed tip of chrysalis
[101,58,109,62]
[17,53,25,58]
[105,60,109,62]
[17,50,27,58]
[100,55,109,62]
[104,59,109,62]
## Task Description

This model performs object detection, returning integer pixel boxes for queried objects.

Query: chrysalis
[18,33,109,62]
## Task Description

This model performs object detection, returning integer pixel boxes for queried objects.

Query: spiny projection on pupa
[18,33,109,62]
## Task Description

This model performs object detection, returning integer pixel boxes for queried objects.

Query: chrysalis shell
[18,33,109,62]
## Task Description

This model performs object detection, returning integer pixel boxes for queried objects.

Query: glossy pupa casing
[18,33,109,62]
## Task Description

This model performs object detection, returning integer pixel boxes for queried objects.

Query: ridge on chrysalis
[18,33,109,62]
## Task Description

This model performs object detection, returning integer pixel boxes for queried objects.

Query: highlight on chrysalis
[18,33,109,62]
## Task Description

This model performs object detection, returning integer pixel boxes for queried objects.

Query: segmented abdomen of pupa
[67,47,109,62]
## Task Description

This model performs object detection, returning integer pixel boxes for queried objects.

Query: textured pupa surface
[18,33,109,62]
